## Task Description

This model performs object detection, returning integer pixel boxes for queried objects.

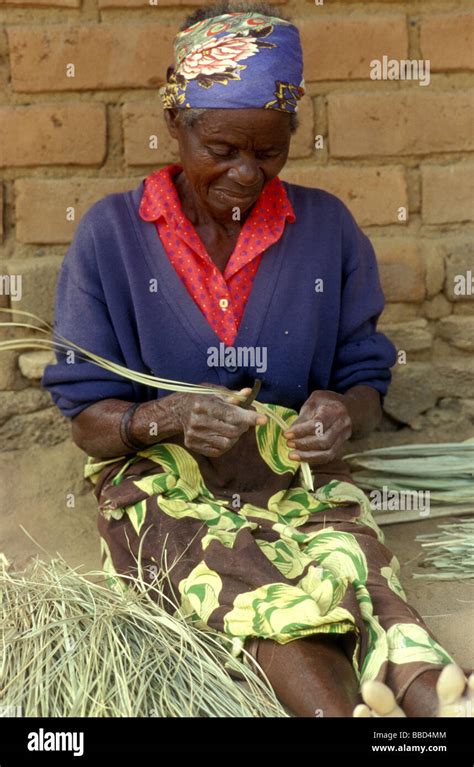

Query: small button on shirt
[139,164,296,346]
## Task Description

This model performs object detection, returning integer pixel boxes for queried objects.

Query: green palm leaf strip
[0,308,314,491]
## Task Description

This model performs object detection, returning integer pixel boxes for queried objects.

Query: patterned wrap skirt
[85,403,454,704]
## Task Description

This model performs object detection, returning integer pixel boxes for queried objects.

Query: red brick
[0,105,106,167]
[370,238,426,302]
[421,14,474,71]
[0,0,79,5]
[280,165,407,226]
[122,95,315,165]
[289,96,314,159]
[122,102,180,167]
[422,162,474,224]
[300,14,408,81]
[328,92,474,157]
[8,24,176,92]
[7,257,62,325]
[15,178,142,244]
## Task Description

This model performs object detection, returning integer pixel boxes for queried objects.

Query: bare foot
[437,664,474,717]
[353,680,405,718]
[353,664,474,718]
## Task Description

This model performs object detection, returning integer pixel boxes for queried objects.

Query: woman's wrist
[126,396,183,448]
[120,403,147,450]
[341,385,382,438]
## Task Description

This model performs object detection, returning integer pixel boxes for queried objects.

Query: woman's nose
[228,157,261,187]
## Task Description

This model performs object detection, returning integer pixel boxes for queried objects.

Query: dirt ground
[1,439,473,670]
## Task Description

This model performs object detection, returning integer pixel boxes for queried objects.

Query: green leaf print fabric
[87,402,454,696]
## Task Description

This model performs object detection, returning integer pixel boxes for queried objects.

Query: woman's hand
[169,386,268,458]
[282,390,352,467]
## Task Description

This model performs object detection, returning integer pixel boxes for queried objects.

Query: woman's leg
[358,665,474,718]
[400,670,442,717]
[402,665,474,717]
[251,634,360,717]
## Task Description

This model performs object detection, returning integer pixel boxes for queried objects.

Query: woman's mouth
[214,188,260,203]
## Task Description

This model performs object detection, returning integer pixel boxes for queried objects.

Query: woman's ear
[163,108,180,139]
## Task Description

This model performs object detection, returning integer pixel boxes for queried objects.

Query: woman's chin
[210,189,258,215]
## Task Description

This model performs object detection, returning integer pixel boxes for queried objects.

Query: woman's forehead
[190,108,291,139]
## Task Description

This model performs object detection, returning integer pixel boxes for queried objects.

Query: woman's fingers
[183,392,267,457]
[191,396,265,429]
[288,423,352,465]
[188,416,244,439]
[284,405,342,440]
[284,418,327,441]
[287,416,351,451]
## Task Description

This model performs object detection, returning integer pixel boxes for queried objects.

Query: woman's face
[165,108,292,221]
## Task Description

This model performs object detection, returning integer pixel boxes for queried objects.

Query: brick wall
[0,0,473,449]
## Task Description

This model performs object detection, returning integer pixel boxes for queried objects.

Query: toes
[353,703,372,718]
[361,680,405,717]
[437,664,466,705]
[362,680,396,715]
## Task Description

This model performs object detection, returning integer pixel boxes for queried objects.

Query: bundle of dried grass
[345,441,474,524]
[0,555,287,717]
[414,520,474,581]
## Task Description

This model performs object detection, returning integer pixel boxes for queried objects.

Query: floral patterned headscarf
[159,11,305,113]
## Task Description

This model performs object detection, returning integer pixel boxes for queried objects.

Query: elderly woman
[42,1,470,718]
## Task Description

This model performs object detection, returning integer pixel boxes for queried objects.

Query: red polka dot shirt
[139,164,296,346]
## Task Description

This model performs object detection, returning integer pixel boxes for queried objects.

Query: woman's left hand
[282,390,353,467]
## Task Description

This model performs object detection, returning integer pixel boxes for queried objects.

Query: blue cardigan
[42,178,397,419]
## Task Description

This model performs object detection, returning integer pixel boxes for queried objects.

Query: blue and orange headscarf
[159,11,305,113]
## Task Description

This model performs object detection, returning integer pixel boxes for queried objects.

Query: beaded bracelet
[119,402,149,451]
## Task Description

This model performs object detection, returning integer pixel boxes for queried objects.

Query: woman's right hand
[167,387,268,457]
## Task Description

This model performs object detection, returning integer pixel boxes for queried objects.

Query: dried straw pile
[0,555,287,718]
[415,520,474,581]
[345,440,474,524]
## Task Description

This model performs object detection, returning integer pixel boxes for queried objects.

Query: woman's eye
[207,146,233,158]
[206,147,281,160]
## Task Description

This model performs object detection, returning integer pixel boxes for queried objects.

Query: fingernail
[284,431,295,438]
[289,452,300,461]
[287,441,296,448]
